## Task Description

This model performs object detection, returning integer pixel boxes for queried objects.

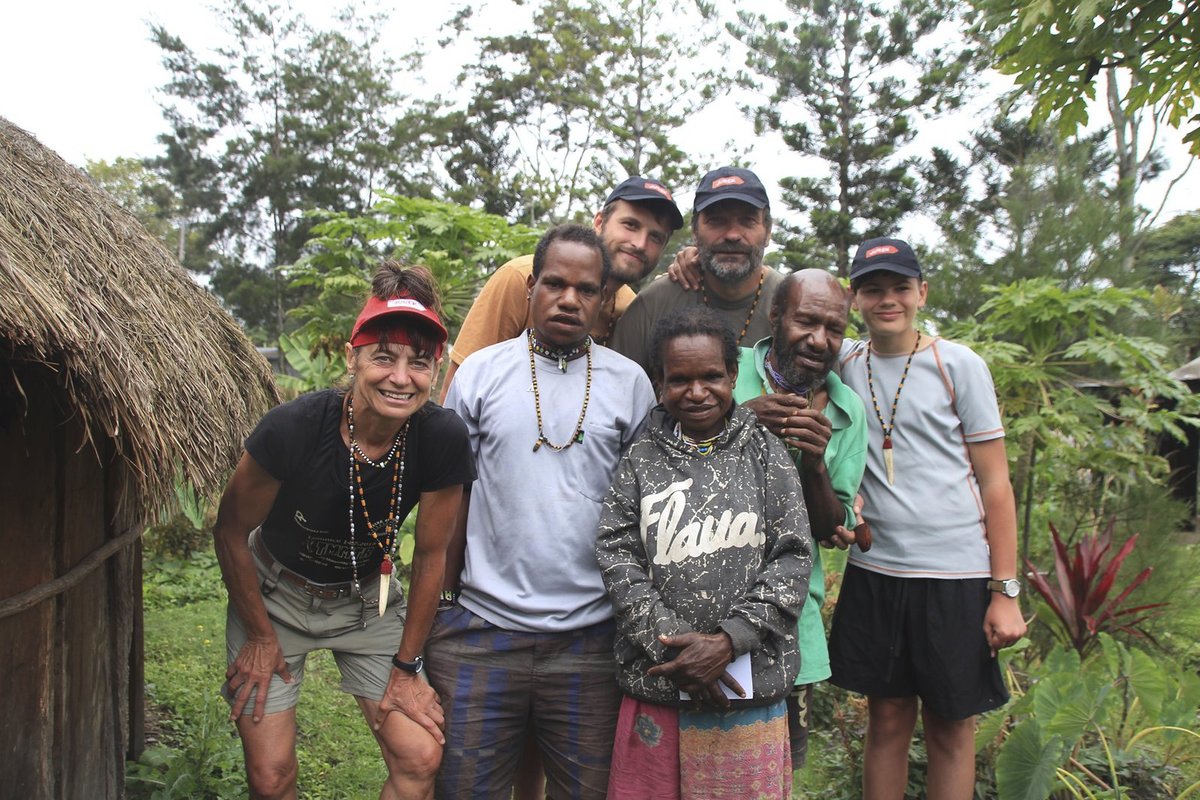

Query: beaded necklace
[345,394,407,618]
[674,421,721,456]
[864,330,921,486]
[595,292,617,347]
[527,329,592,452]
[700,269,765,345]
[764,351,813,401]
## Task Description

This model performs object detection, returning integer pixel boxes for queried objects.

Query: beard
[770,327,833,393]
[698,239,765,284]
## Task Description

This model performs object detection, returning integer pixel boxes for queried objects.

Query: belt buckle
[302,579,349,600]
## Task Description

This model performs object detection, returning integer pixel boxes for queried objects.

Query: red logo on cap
[712,176,745,189]
[644,181,673,200]
[865,245,899,258]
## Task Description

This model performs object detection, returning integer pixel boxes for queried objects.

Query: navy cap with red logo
[603,176,684,230]
[693,166,770,214]
[849,237,922,282]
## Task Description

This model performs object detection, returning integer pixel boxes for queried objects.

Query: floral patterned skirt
[606,695,792,799]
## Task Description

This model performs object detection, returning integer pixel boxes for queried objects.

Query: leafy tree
[921,116,1133,323]
[288,194,541,354]
[945,280,1200,557]
[977,0,1200,156]
[84,157,217,270]
[444,0,724,222]
[149,0,431,341]
[726,0,980,275]
[1138,210,1200,361]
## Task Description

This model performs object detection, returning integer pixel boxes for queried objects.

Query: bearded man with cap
[608,166,784,377]
[732,268,869,774]
[213,262,475,799]
[429,223,656,799]
[438,176,683,402]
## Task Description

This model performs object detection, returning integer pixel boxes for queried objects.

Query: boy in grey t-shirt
[828,238,1026,800]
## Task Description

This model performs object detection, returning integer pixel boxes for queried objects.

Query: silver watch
[986,578,1021,598]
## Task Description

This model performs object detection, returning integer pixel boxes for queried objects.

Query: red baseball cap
[350,294,448,356]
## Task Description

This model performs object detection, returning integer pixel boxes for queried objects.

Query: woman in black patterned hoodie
[597,307,812,800]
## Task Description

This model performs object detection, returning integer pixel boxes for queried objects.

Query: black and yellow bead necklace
[864,330,921,485]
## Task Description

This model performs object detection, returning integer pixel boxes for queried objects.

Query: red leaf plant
[1024,518,1168,657]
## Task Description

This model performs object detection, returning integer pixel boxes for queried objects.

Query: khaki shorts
[222,534,407,716]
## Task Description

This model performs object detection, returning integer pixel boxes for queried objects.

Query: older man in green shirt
[732,269,868,770]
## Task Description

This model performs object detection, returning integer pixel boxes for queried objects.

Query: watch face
[1003,580,1020,597]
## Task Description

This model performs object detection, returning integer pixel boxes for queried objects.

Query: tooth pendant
[378,556,393,616]
[558,356,567,372]
[883,436,895,485]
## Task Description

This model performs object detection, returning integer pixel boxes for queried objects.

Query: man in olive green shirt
[732,269,868,769]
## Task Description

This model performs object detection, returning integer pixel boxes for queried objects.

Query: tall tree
[977,0,1200,156]
[727,0,980,275]
[920,116,1132,323]
[149,0,431,342]
[443,0,725,223]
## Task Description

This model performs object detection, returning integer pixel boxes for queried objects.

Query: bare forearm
[213,522,276,642]
[799,458,842,542]
[396,549,445,662]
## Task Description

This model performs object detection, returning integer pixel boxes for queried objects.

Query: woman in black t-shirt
[213,262,474,799]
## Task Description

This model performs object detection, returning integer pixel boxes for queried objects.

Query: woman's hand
[226,635,292,722]
[373,670,445,744]
[647,631,742,705]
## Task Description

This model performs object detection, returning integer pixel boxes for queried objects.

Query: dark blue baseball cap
[603,176,684,230]
[850,237,921,281]
[693,166,770,214]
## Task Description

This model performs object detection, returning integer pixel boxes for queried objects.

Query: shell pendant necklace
[865,330,920,485]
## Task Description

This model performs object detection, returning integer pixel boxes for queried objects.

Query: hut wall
[0,366,136,800]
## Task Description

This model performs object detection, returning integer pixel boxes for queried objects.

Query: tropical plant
[992,636,1200,799]
[287,194,540,355]
[1025,519,1168,658]
[946,279,1200,553]
[275,330,346,398]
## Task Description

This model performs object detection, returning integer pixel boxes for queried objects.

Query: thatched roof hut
[0,117,278,799]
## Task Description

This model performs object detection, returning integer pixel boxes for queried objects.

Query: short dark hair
[649,307,739,380]
[532,223,612,286]
[691,203,772,235]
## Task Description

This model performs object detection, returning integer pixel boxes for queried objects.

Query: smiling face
[594,199,672,285]
[528,239,606,349]
[659,333,737,440]
[345,339,436,425]
[851,270,928,343]
[770,275,849,391]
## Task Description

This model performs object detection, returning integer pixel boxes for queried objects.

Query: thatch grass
[0,117,278,528]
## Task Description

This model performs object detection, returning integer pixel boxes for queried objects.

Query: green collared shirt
[733,338,868,683]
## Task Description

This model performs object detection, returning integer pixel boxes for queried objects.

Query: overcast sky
[3,0,1196,240]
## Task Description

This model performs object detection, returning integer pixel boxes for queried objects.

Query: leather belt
[252,531,355,600]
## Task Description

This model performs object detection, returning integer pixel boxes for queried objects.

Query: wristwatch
[987,578,1021,598]
[392,654,424,674]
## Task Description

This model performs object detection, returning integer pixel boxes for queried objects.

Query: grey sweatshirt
[596,404,812,707]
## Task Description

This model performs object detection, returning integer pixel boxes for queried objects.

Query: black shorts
[827,564,1008,720]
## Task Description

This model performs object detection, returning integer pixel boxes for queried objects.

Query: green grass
[130,553,387,799]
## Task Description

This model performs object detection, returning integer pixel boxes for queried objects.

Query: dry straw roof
[0,117,278,527]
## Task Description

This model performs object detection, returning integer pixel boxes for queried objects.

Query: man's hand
[373,669,446,743]
[226,636,292,722]
[741,394,832,465]
[825,494,869,551]
[666,246,702,290]
[647,631,742,708]
[983,595,1027,657]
